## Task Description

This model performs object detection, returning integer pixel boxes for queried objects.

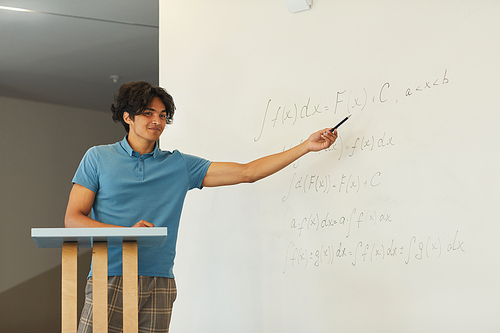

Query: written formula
[282,171,382,202]
[282,230,465,273]
[254,69,450,142]
[285,207,393,238]
[284,131,396,165]
[340,132,395,160]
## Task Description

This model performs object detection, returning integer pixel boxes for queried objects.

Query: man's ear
[123,112,133,125]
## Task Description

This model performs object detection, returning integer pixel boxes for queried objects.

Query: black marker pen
[330,115,351,132]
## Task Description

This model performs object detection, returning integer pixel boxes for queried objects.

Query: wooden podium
[31,228,168,333]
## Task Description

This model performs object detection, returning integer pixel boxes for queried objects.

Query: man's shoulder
[158,149,204,162]
[154,148,182,163]
[77,142,126,169]
[87,141,125,156]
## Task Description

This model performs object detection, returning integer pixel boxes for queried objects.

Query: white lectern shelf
[31,227,168,248]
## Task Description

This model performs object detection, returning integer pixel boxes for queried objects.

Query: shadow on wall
[0,250,92,332]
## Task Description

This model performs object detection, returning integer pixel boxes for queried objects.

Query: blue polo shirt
[72,136,211,278]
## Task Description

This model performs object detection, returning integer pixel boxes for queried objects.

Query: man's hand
[132,220,155,227]
[306,128,338,152]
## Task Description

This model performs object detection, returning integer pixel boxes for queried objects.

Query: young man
[65,81,338,333]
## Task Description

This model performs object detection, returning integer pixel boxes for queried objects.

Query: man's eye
[160,114,167,119]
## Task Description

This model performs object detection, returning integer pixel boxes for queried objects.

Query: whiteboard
[159,1,500,332]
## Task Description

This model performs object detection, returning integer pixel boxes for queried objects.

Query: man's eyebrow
[144,108,167,113]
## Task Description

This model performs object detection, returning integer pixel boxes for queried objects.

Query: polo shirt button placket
[138,156,145,181]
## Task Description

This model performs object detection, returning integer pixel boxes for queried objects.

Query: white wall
[159,1,500,332]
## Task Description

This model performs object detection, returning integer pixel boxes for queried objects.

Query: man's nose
[152,115,161,125]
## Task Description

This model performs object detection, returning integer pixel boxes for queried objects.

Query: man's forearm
[64,212,121,228]
[244,140,310,183]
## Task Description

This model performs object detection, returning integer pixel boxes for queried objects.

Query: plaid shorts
[77,276,177,333]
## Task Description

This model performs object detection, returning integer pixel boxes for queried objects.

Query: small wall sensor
[285,0,312,13]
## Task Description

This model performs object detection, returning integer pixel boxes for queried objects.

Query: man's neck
[127,136,156,155]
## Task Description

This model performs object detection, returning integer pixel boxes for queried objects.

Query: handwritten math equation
[284,207,392,238]
[336,132,395,160]
[267,68,461,275]
[282,230,465,274]
[284,130,396,164]
[254,69,450,142]
[281,170,382,202]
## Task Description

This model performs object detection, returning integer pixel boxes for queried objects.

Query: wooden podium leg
[122,242,138,333]
[62,242,78,333]
[93,242,108,333]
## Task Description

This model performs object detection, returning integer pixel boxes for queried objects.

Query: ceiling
[0,0,159,112]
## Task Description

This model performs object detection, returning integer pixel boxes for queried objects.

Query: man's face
[125,97,167,144]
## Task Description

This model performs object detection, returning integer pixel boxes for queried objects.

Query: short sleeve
[72,147,99,193]
[178,151,212,189]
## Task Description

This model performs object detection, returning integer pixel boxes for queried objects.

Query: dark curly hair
[111,81,175,132]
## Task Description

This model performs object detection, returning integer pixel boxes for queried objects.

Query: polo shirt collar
[120,135,160,158]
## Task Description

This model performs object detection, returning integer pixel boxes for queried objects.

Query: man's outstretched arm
[202,128,338,187]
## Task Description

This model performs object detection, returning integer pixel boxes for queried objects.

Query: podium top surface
[31,227,168,248]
